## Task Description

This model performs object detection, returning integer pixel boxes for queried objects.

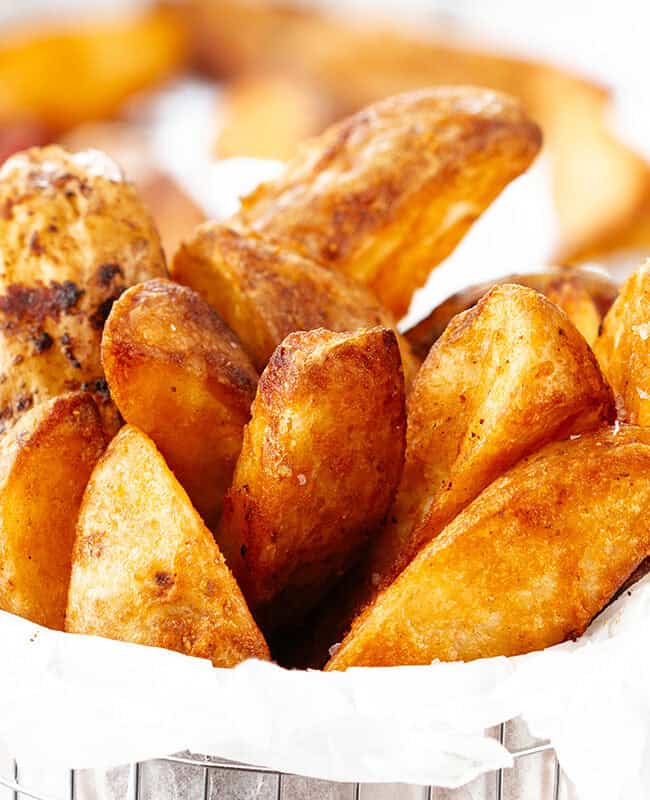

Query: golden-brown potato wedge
[0,7,188,132]
[233,87,542,317]
[0,145,167,434]
[171,223,420,386]
[405,268,618,358]
[184,0,647,271]
[102,279,258,529]
[217,327,406,632]
[61,122,205,259]
[66,425,269,667]
[215,74,333,161]
[369,284,615,591]
[594,259,650,425]
[327,425,650,669]
[0,393,105,630]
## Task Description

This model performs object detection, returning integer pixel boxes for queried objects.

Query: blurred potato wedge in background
[0,7,188,133]
[61,122,205,258]
[172,224,419,385]
[217,327,406,633]
[595,260,650,425]
[234,87,542,317]
[405,268,618,358]
[0,393,105,630]
[327,426,650,669]
[66,425,269,667]
[0,146,167,434]
[369,284,615,591]
[102,279,258,529]
[215,74,334,161]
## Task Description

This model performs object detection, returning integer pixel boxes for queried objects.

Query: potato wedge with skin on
[405,268,618,359]
[594,260,650,426]
[368,283,615,592]
[0,393,105,630]
[233,87,542,317]
[66,426,269,667]
[217,327,406,632]
[0,146,167,434]
[102,279,258,529]
[327,426,650,669]
[172,223,419,386]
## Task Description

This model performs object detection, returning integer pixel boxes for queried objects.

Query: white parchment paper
[0,573,649,800]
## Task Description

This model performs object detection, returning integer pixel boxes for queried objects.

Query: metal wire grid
[0,735,562,800]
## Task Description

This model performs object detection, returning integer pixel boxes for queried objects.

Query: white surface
[0,572,649,799]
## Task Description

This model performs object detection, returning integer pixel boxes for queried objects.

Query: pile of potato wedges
[1,86,649,671]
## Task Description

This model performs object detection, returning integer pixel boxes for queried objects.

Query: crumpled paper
[1,572,649,800]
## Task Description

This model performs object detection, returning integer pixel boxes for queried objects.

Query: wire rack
[0,722,572,800]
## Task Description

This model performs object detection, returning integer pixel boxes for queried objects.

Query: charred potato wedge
[0,393,105,629]
[66,425,269,667]
[102,279,258,529]
[327,426,650,669]
[0,146,167,434]
[234,87,542,317]
[369,284,615,591]
[405,268,618,359]
[217,327,406,632]
[595,259,650,425]
[172,223,419,386]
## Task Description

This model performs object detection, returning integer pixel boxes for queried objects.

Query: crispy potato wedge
[61,122,205,259]
[171,223,420,386]
[0,146,167,434]
[66,425,269,667]
[217,327,406,631]
[369,283,615,591]
[102,279,258,529]
[184,0,647,270]
[0,393,105,629]
[216,74,333,161]
[405,268,618,358]
[594,259,650,425]
[327,426,650,668]
[0,7,188,132]
[233,87,542,317]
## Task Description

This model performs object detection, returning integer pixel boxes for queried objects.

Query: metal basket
[0,720,576,800]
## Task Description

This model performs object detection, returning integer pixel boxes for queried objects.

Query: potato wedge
[327,425,650,668]
[0,7,188,132]
[217,327,406,632]
[215,74,333,161]
[233,87,542,317]
[0,393,105,629]
[66,425,269,667]
[102,279,258,529]
[594,259,650,425]
[405,268,618,359]
[0,146,167,434]
[368,283,615,591]
[171,223,420,386]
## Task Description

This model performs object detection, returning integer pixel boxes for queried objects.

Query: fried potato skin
[0,7,188,132]
[327,426,650,669]
[234,87,542,317]
[66,426,269,667]
[171,224,419,386]
[102,279,258,529]
[0,393,105,629]
[369,284,615,591]
[0,146,167,434]
[594,260,650,425]
[405,268,617,359]
[217,327,406,630]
